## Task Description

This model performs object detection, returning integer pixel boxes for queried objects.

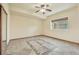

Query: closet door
[0,4,7,55]
[0,5,2,55]
[1,5,7,55]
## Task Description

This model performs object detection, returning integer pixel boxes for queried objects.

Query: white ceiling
[9,3,77,19]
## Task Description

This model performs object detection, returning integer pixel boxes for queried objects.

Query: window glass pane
[52,17,68,29]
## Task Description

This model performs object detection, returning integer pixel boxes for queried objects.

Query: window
[51,17,68,29]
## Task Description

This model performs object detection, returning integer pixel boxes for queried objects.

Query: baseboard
[43,35,79,45]
[10,35,43,40]
[2,40,7,42]
[10,34,79,45]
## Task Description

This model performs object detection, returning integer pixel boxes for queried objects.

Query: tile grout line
[35,40,52,55]
[26,41,39,55]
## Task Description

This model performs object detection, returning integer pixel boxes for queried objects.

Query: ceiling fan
[35,4,52,14]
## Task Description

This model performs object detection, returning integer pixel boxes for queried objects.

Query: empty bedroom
[0,3,79,55]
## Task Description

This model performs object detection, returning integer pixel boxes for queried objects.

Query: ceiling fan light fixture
[40,9,45,12]
[34,4,52,15]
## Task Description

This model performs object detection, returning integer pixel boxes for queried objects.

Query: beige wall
[10,11,43,39]
[10,4,79,43]
[1,3,10,44]
[43,5,79,43]
[2,8,7,41]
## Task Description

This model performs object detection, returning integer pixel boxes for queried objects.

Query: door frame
[0,4,8,55]
[0,4,2,55]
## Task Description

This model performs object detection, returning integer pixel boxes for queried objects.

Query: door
[0,4,2,55]
[0,4,7,55]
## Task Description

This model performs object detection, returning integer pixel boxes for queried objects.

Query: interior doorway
[0,4,8,55]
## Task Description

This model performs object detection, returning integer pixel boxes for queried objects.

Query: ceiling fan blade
[46,9,52,12]
[41,4,45,8]
[35,6,40,8]
[46,4,49,7]
[35,10,40,13]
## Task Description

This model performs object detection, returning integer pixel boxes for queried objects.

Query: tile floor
[2,36,79,55]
